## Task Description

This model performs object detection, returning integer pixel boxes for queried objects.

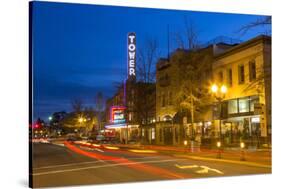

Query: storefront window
[228,99,238,114]
[239,97,249,113]
[250,95,259,112]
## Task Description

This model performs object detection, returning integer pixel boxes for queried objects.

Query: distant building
[212,35,271,143]
[105,81,156,144]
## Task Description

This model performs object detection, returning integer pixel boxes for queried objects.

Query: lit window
[250,96,259,112]
[239,97,249,113]
[228,99,238,114]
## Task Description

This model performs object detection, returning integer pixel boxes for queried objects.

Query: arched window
[163,115,172,122]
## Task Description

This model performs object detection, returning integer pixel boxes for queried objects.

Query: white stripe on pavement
[33,158,185,176]
[33,156,165,170]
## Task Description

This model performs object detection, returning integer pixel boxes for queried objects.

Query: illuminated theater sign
[110,106,126,124]
[128,32,136,79]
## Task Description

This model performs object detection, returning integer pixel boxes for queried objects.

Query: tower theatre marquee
[128,32,136,80]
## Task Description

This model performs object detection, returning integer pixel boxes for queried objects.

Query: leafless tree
[172,17,201,50]
[238,16,272,36]
[71,99,83,113]
[174,49,213,140]
[137,38,160,83]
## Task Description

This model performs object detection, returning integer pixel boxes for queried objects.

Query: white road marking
[33,156,165,170]
[196,166,224,174]
[175,164,199,169]
[175,164,224,175]
[94,148,104,153]
[33,158,185,176]
[33,161,102,170]
[79,146,104,153]
[52,143,64,147]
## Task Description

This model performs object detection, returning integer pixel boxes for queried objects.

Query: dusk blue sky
[32,1,270,121]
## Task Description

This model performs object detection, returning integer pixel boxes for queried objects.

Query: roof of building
[156,36,240,70]
[214,35,271,60]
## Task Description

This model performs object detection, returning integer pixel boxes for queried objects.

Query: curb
[174,155,271,169]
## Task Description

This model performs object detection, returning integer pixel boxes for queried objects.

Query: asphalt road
[32,142,271,188]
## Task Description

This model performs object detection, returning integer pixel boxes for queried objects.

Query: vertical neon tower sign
[127,32,136,80]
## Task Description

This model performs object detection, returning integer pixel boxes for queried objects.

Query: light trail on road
[64,141,191,179]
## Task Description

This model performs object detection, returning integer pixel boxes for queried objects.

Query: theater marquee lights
[110,106,126,124]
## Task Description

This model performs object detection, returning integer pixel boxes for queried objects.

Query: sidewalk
[174,149,271,168]
[111,143,271,168]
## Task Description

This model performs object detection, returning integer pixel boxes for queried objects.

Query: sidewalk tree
[134,38,159,141]
[174,49,213,141]
[173,19,213,141]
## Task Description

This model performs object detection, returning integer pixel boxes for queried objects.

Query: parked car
[96,135,105,141]
[66,133,81,141]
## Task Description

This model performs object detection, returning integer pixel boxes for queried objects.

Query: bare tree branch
[238,16,272,36]
[71,99,83,113]
[137,38,160,83]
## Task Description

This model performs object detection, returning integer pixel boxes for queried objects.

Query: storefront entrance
[222,116,261,146]
[163,127,173,145]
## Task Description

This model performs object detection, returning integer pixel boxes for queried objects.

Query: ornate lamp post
[211,84,227,143]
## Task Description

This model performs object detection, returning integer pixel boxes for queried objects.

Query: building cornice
[214,35,271,61]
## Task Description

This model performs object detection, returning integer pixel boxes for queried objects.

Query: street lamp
[211,84,218,93]
[78,117,83,123]
[184,140,188,153]
[240,142,246,161]
[211,84,227,144]
[216,141,222,159]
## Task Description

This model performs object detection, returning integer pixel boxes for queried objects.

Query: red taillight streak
[64,141,190,179]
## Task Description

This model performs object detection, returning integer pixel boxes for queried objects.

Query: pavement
[31,141,271,188]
